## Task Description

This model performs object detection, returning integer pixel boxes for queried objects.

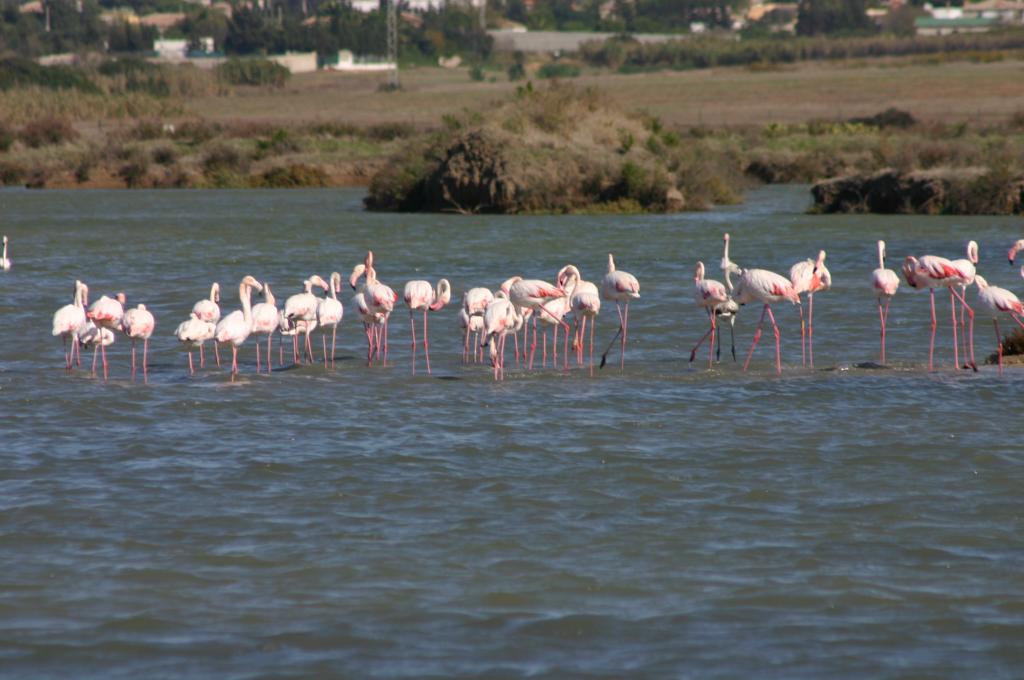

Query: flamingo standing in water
[871,240,900,364]
[52,280,89,370]
[1,235,10,270]
[87,291,125,379]
[601,254,640,369]
[689,261,730,368]
[789,250,832,368]
[733,266,800,374]
[974,273,1024,374]
[174,312,215,374]
[508,274,567,369]
[902,254,974,371]
[78,320,115,376]
[1008,239,1024,264]
[192,282,221,367]
[122,303,156,377]
[250,282,279,373]
[403,277,451,374]
[215,275,263,374]
[461,287,493,363]
[352,253,397,365]
[318,272,345,368]
[561,265,600,374]
[949,240,979,369]
[714,233,741,362]
[284,275,328,364]
[482,291,524,381]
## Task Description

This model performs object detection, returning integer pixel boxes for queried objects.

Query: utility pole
[478,0,485,31]
[386,0,399,89]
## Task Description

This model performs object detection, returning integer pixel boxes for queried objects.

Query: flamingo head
[974,275,989,289]
[902,256,920,288]
[115,292,127,305]
[349,264,366,290]
[309,274,329,292]
[430,279,452,311]
[330,272,342,294]
[1009,240,1024,265]
[556,264,581,289]
[694,261,705,282]
[240,275,262,292]
[2,235,6,245]
[499,276,521,296]
[967,240,979,265]
[80,281,89,308]
[211,282,220,303]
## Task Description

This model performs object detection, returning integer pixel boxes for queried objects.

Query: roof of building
[914,16,1000,26]
[138,12,186,30]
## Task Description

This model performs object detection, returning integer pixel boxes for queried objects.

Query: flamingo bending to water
[192,282,221,366]
[974,273,1024,374]
[87,291,126,379]
[284,275,329,364]
[902,254,975,371]
[78,320,115,376]
[404,277,451,374]
[461,287,493,363]
[734,267,800,374]
[559,265,600,374]
[870,240,900,364]
[174,312,215,374]
[482,291,524,381]
[351,253,397,365]
[601,254,640,369]
[690,261,729,368]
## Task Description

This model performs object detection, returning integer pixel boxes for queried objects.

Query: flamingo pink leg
[949,285,976,369]
[808,293,815,368]
[950,290,960,370]
[188,350,194,375]
[143,338,149,377]
[199,343,206,368]
[92,344,100,375]
[588,315,595,376]
[563,322,569,370]
[743,303,778,373]
[994,318,1003,375]
[231,345,238,374]
[409,313,417,374]
[928,288,937,371]
[214,341,221,367]
[424,309,432,375]
[798,303,806,367]
[256,340,262,372]
[130,339,137,377]
[267,335,273,373]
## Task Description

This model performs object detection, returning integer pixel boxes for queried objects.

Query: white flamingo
[192,282,221,366]
[318,272,345,368]
[214,275,263,374]
[403,278,451,375]
[601,253,640,369]
[284,275,328,364]
[461,287,493,363]
[1,235,10,270]
[250,282,279,373]
[871,240,900,364]
[86,291,125,379]
[174,312,215,375]
[52,280,89,370]
[122,303,156,377]
[78,320,115,376]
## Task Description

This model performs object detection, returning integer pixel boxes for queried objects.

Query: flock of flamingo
[11,230,1024,380]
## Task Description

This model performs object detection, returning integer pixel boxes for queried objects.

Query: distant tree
[178,7,229,51]
[796,0,873,35]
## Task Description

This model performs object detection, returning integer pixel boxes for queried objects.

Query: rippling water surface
[2,187,1023,678]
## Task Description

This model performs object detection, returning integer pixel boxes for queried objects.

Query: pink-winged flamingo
[214,275,263,374]
[318,272,345,368]
[1,235,10,270]
[733,266,800,374]
[600,253,640,369]
[974,273,1024,374]
[871,240,900,364]
[87,291,125,379]
[1008,239,1024,264]
[284,275,329,364]
[122,303,156,378]
[902,254,975,371]
[403,277,451,374]
[250,282,279,373]
[459,307,486,363]
[690,261,730,368]
[789,249,832,368]
[482,291,524,381]
[52,280,88,370]
[192,282,221,367]
[174,312,215,375]
[715,233,742,363]
[508,274,568,369]
[949,240,979,370]
[351,253,398,365]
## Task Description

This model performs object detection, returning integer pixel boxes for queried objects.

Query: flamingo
[351,288,385,364]
[284,275,329,364]
[902,254,975,371]
[499,276,532,365]
[871,240,900,364]
[949,240,979,369]
[561,265,600,374]
[52,280,89,370]
[733,266,800,374]
[214,275,263,374]
[78,320,115,376]
[482,291,524,381]
[86,291,125,379]
[535,274,575,370]
[1,235,10,270]
[174,313,215,375]
[716,233,742,362]
[689,261,730,368]
[974,273,1024,375]
[403,277,451,374]
[601,253,640,369]
[318,273,345,368]
[250,282,279,373]
[1008,239,1024,264]
[461,287,493,363]
[789,249,832,368]
[459,307,486,363]
[276,310,306,366]
[351,253,397,365]
[508,274,568,369]
[122,303,156,377]
[192,282,221,367]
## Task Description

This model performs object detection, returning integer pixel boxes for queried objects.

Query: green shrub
[0,123,14,152]
[0,58,99,93]
[255,164,329,188]
[469,65,485,81]
[20,118,78,147]
[202,143,249,174]
[215,59,290,87]
[152,145,178,165]
[537,62,581,79]
[0,160,25,186]
[255,128,301,157]
[119,160,150,188]
[367,122,415,141]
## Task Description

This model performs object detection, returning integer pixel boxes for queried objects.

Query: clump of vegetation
[365,82,740,214]
[255,164,329,188]
[152,145,178,166]
[537,62,582,79]
[215,59,290,88]
[19,117,78,148]
[850,107,917,129]
[0,58,99,93]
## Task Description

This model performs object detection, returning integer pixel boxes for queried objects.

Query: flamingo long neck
[330,275,340,301]
[877,241,885,270]
[2,238,7,262]
[695,262,704,283]
[967,241,979,264]
[264,283,275,306]
[240,283,254,325]
[210,283,219,303]
[74,282,84,308]
[607,254,615,274]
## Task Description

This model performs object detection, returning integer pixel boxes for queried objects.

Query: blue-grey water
[2,186,1023,678]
